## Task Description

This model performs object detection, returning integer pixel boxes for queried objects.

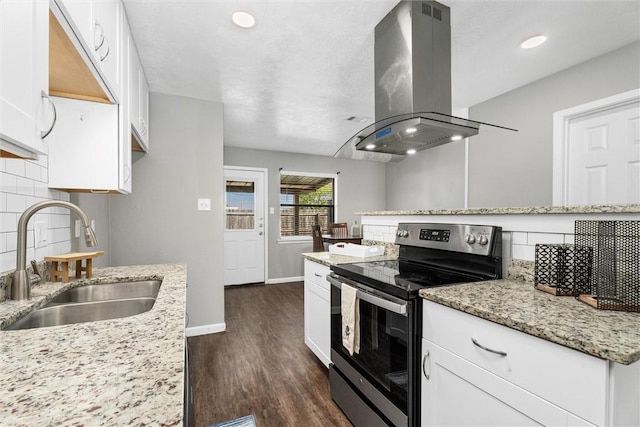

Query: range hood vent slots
[335,1,516,162]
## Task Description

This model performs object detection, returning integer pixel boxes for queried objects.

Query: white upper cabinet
[47,2,131,193]
[129,38,149,151]
[52,0,121,103]
[0,0,54,158]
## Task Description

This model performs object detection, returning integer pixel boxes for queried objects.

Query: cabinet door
[0,0,49,157]
[92,0,120,98]
[47,96,122,192]
[129,39,149,150]
[421,339,576,427]
[303,260,331,367]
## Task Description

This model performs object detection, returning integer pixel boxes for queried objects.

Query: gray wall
[76,93,225,329]
[224,146,386,280]
[383,42,640,210]
[468,41,640,208]
[385,142,466,209]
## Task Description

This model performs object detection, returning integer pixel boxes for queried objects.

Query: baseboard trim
[185,322,226,337]
[267,276,304,284]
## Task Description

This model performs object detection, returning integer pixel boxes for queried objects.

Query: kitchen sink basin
[48,280,161,304]
[4,298,157,330]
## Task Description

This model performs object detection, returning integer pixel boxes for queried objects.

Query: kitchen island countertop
[419,279,640,365]
[302,251,396,267]
[0,263,186,426]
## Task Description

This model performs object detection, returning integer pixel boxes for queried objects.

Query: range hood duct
[335,1,515,162]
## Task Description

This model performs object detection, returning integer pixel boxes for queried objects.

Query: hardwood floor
[189,282,351,427]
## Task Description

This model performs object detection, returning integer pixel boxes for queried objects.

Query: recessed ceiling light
[365,144,376,150]
[407,149,417,155]
[520,35,547,49]
[451,135,463,141]
[406,127,417,134]
[232,10,256,29]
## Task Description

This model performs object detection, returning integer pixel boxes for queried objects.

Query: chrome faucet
[12,200,98,300]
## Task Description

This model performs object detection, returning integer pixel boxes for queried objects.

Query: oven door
[328,273,417,427]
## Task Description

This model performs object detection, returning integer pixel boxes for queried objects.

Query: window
[225,180,255,230]
[280,171,337,238]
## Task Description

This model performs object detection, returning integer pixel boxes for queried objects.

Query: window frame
[278,170,339,242]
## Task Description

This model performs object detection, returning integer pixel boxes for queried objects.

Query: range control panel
[395,222,501,257]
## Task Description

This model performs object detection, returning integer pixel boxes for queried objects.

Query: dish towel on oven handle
[341,283,360,355]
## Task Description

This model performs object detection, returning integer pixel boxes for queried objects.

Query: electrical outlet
[34,222,47,248]
[197,198,211,211]
[91,219,96,232]
[75,220,81,238]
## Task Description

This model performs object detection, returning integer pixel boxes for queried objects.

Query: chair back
[311,225,325,252]
[330,222,348,239]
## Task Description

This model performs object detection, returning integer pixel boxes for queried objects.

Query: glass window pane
[279,174,335,237]
[226,180,255,230]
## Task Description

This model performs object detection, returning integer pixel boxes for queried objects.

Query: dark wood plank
[189,282,351,427]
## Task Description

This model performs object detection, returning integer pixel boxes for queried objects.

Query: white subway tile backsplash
[16,176,34,196]
[512,244,536,261]
[527,232,564,245]
[25,161,41,181]
[6,193,26,213]
[1,151,71,274]
[4,159,25,176]
[1,172,18,193]
[511,231,528,245]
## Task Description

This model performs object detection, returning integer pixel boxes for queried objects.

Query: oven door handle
[327,275,408,316]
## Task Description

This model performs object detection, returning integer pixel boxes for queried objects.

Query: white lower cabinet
[304,259,331,367]
[421,300,640,426]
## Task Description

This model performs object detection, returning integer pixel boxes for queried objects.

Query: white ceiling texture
[122,0,640,157]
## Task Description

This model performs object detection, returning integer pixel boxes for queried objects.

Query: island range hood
[335,0,515,162]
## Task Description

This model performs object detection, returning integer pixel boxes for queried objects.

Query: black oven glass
[331,285,409,412]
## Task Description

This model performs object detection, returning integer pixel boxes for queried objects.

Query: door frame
[552,88,640,206]
[223,165,269,284]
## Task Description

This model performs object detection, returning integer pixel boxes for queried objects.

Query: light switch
[91,219,96,231]
[197,198,211,211]
[75,220,81,238]
[35,222,47,248]
[269,207,275,215]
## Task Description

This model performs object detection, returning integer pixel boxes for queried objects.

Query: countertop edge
[420,281,640,366]
[356,204,640,216]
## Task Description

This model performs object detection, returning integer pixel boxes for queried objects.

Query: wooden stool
[45,251,105,283]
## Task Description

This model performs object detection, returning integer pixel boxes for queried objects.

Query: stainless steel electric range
[327,222,503,427]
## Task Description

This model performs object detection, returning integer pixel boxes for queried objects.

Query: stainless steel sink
[4,298,157,330]
[48,280,161,304]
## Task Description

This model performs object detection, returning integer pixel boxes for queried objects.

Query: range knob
[465,234,476,244]
[397,229,409,238]
[478,235,489,246]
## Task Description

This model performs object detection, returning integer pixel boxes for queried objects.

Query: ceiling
[122,0,640,158]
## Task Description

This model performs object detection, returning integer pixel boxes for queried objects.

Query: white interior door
[224,168,266,285]
[553,89,640,206]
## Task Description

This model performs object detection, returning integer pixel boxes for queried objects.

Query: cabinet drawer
[304,259,330,291]
[422,300,608,426]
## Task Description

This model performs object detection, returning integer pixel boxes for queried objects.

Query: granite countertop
[419,279,640,365]
[357,203,640,216]
[0,263,186,426]
[302,251,396,267]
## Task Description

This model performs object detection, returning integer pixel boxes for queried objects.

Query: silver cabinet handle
[94,20,105,51]
[140,118,147,135]
[123,164,131,184]
[422,350,430,380]
[314,273,322,277]
[99,37,110,61]
[471,337,507,357]
[40,91,57,139]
